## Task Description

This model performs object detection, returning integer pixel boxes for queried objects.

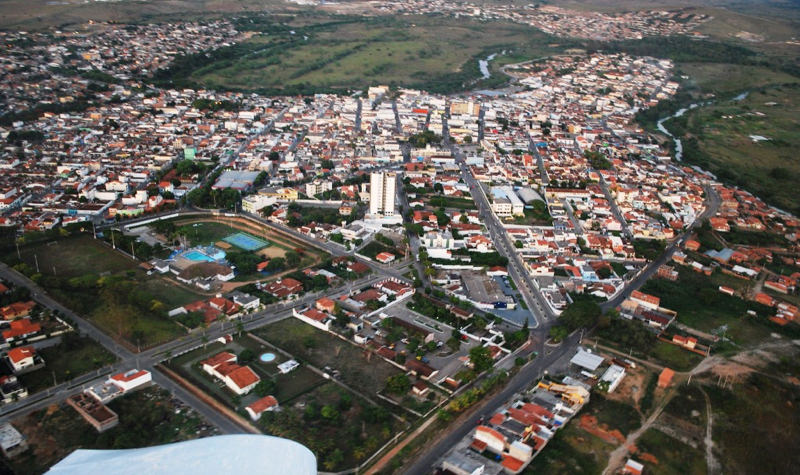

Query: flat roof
[570,349,604,372]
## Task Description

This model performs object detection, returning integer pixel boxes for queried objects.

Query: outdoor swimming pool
[183,250,215,262]
[260,352,276,363]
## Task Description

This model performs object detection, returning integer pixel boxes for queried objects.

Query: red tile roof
[7,346,35,364]
[228,366,260,390]
[247,395,278,414]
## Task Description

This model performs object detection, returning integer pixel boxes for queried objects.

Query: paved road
[403,330,581,475]
[601,184,720,311]
[0,258,396,427]
[453,148,554,326]
[598,175,632,239]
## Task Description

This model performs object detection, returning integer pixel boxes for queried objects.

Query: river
[656,91,750,161]
[478,53,498,79]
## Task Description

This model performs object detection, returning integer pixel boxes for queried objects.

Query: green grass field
[255,318,403,397]
[11,235,133,279]
[677,85,800,213]
[180,15,561,94]
[17,335,116,394]
[641,267,779,348]
[3,235,202,349]
[636,427,707,475]
[526,422,609,474]
[177,221,241,247]
[705,373,800,474]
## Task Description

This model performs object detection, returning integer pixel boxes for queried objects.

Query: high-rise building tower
[370,172,396,216]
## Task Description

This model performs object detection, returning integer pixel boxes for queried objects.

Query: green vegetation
[559,296,601,332]
[705,373,800,474]
[671,85,800,213]
[407,130,442,148]
[3,235,196,348]
[526,423,607,474]
[636,428,707,475]
[18,334,116,393]
[254,318,402,397]
[287,202,361,227]
[174,221,241,246]
[641,266,792,346]
[258,382,399,471]
[359,240,396,261]
[650,341,703,372]
[584,150,612,170]
[428,195,477,210]
[159,15,562,95]
[633,239,666,261]
[8,387,215,474]
[585,393,641,437]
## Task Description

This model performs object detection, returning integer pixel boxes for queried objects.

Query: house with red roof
[1,301,36,320]
[246,395,279,420]
[6,346,39,373]
[2,319,41,342]
[108,369,152,392]
[293,306,334,331]
[375,252,396,264]
[201,351,260,395]
[264,277,303,300]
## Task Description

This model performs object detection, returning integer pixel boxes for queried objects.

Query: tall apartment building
[370,172,396,216]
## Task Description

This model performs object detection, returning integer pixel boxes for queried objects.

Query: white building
[370,172,396,216]
[108,369,152,393]
[242,193,277,213]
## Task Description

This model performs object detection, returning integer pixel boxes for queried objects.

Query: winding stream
[478,53,498,79]
[656,91,749,161]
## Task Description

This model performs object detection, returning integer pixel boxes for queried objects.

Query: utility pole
[15,241,20,260]
[34,254,40,273]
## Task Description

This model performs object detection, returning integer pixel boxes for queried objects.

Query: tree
[469,346,493,373]
[239,348,255,364]
[447,336,461,352]
[385,373,411,395]
[321,404,340,420]
[254,378,276,397]
[323,449,344,471]
[549,325,568,342]
[559,297,601,332]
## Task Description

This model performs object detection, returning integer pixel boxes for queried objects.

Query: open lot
[3,235,200,349]
[181,15,561,94]
[704,371,800,474]
[641,267,782,348]
[635,427,707,475]
[17,335,117,394]
[254,318,403,397]
[526,420,611,474]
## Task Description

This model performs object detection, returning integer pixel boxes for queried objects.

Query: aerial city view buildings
[0,0,798,473]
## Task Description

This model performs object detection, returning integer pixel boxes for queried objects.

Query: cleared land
[254,318,404,397]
